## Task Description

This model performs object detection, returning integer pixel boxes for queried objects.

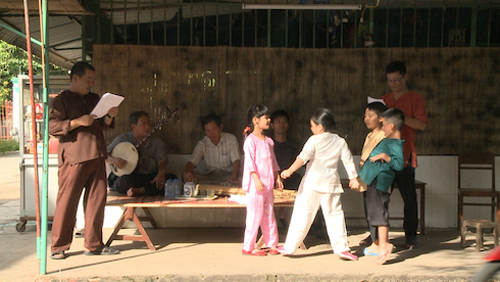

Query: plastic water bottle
[172,179,182,196]
[164,179,173,198]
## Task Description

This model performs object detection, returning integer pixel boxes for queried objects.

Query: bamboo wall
[93,45,500,155]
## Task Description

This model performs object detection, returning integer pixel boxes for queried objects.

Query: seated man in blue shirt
[107,111,176,196]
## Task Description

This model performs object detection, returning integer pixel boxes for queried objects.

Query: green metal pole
[82,16,87,61]
[487,0,492,46]
[399,8,402,47]
[40,0,49,275]
[312,10,316,48]
[427,5,431,47]
[470,0,478,47]
[203,0,206,46]
[369,0,374,35]
[267,6,271,47]
[0,22,42,47]
[385,7,389,47]
[229,0,232,46]
[413,7,417,47]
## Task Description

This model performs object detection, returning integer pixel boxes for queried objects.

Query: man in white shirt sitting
[183,113,241,184]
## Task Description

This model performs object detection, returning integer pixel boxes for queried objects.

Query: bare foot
[126,187,146,197]
[376,243,393,265]
[367,243,379,254]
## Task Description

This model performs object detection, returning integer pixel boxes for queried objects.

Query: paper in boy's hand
[367,96,386,105]
[90,93,124,118]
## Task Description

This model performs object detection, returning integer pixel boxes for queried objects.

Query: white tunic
[298,132,358,193]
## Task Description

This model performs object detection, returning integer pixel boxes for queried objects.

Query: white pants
[283,187,349,254]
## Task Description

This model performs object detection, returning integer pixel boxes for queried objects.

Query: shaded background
[93,45,500,155]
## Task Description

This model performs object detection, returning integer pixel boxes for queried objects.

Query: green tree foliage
[0,40,67,104]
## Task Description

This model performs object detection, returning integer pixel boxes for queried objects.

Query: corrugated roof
[0,15,83,70]
[1,0,499,69]
[0,0,92,15]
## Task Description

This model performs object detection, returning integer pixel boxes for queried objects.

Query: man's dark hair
[70,62,95,80]
[271,109,290,123]
[382,108,405,131]
[366,102,388,117]
[386,61,406,76]
[200,113,222,129]
[129,111,149,125]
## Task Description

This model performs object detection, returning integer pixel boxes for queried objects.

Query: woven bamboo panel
[93,45,500,155]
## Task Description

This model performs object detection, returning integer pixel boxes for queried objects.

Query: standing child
[358,108,405,265]
[242,104,284,256]
[358,102,388,256]
[278,108,360,261]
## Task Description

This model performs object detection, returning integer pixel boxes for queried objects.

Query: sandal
[359,234,372,246]
[74,229,84,238]
[339,251,358,261]
[50,251,68,260]
[268,248,280,255]
[242,249,267,256]
[84,246,120,256]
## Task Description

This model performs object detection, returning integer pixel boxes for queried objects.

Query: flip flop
[74,229,84,238]
[359,235,372,246]
[50,251,68,260]
[242,249,267,256]
[268,248,280,255]
[84,246,120,256]
[363,247,378,256]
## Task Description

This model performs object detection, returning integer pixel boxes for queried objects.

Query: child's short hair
[200,113,222,129]
[386,61,406,75]
[271,109,289,123]
[311,108,337,133]
[366,102,388,117]
[382,108,405,131]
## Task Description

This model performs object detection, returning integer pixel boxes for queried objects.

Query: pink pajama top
[242,133,280,193]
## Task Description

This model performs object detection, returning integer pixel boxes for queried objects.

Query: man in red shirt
[382,61,429,249]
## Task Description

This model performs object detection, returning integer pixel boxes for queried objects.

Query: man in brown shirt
[48,62,119,259]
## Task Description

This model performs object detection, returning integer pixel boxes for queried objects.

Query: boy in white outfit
[278,108,360,261]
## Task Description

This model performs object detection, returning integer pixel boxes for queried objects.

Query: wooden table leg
[105,207,156,251]
[496,196,500,230]
[420,184,425,235]
[105,207,128,247]
[130,209,156,251]
[142,207,158,229]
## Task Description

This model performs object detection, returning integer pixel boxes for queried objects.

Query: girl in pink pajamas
[242,104,284,256]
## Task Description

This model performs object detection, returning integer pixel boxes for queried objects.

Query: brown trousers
[51,157,107,253]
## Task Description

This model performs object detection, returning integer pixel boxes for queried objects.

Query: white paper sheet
[367,96,386,105]
[90,93,124,118]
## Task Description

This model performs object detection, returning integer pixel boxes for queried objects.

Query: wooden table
[105,180,426,251]
[105,188,297,251]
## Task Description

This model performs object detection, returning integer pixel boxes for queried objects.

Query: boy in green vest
[358,108,405,265]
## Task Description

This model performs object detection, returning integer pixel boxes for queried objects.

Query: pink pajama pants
[242,189,278,252]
